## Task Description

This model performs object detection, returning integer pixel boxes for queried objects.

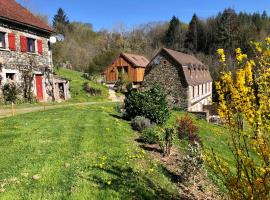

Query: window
[6,73,15,81]
[202,84,204,94]
[192,86,195,98]
[0,32,6,49]
[124,66,128,74]
[197,85,199,96]
[27,38,35,53]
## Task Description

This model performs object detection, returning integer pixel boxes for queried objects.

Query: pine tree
[185,14,206,53]
[163,16,185,50]
[216,8,240,54]
[53,8,70,34]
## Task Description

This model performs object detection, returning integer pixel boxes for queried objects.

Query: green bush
[140,126,162,144]
[131,116,152,132]
[2,83,21,103]
[124,85,170,124]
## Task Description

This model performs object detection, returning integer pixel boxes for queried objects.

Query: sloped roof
[155,48,212,86]
[121,53,149,67]
[163,48,203,66]
[0,0,53,33]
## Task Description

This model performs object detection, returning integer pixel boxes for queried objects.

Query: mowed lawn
[0,104,179,200]
[55,68,109,103]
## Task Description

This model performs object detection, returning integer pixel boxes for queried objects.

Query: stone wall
[143,51,189,110]
[0,21,53,101]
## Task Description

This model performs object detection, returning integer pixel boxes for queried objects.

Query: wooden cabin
[103,53,149,84]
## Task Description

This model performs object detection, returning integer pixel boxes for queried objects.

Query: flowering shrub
[131,116,152,132]
[206,38,270,199]
[176,114,200,143]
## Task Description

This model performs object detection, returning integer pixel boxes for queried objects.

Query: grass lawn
[55,68,109,102]
[0,104,179,200]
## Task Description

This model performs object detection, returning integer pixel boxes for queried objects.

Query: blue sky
[17,0,270,31]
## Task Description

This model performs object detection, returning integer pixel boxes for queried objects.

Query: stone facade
[143,48,213,111]
[143,51,189,109]
[0,20,53,101]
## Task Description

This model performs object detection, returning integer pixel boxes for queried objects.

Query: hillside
[55,68,109,102]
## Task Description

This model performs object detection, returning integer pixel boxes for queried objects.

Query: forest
[51,8,270,80]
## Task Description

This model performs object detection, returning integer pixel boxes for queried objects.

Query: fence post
[11,102,15,116]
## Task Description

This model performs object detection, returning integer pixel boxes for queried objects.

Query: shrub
[83,82,101,96]
[2,83,21,103]
[140,126,162,144]
[114,73,132,93]
[176,114,200,143]
[131,116,152,132]
[180,142,204,185]
[158,127,175,156]
[124,85,170,124]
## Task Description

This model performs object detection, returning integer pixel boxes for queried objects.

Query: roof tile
[0,0,53,32]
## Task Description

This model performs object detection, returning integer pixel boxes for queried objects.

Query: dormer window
[27,38,35,53]
[0,32,6,49]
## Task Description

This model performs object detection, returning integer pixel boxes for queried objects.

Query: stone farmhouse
[144,48,213,111]
[103,53,149,85]
[0,0,70,102]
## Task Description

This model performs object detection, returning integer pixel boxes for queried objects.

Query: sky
[17,0,270,31]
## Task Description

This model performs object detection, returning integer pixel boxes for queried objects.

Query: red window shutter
[37,39,43,55]
[8,33,16,51]
[20,35,27,52]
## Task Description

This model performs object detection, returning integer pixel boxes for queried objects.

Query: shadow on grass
[89,165,181,200]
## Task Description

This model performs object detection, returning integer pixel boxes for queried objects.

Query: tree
[185,14,207,53]
[163,16,186,51]
[206,39,270,199]
[53,8,70,34]
[215,8,240,54]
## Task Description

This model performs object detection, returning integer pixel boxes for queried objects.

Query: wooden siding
[103,55,145,83]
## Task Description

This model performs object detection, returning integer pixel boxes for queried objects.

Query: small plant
[131,116,152,132]
[176,114,200,143]
[180,142,204,185]
[83,82,101,96]
[158,127,175,157]
[124,85,170,124]
[2,83,21,103]
[140,126,161,144]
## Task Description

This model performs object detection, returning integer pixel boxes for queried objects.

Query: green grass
[0,104,179,199]
[55,68,109,102]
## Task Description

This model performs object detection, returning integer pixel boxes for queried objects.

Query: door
[35,75,44,101]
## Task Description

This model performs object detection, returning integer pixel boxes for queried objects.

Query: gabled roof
[0,0,53,33]
[163,48,203,66]
[151,48,212,86]
[121,53,149,67]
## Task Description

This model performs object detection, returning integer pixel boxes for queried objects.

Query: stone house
[103,53,149,85]
[0,0,70,102]
[144,48,213,111]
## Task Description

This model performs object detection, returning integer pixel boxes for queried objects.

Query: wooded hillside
[51,8,270,80]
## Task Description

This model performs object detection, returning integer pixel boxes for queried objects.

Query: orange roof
[121,53,149,67]
[0,0,53,33]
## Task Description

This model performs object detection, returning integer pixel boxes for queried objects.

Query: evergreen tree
[215,8,240,54]
[185,14,207,53]
[163,16,186,50]
[53,8,70,34]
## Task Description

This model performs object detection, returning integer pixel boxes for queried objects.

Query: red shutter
[20,35,27,52]
[8,33,16,51]
[37,39,43,55]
